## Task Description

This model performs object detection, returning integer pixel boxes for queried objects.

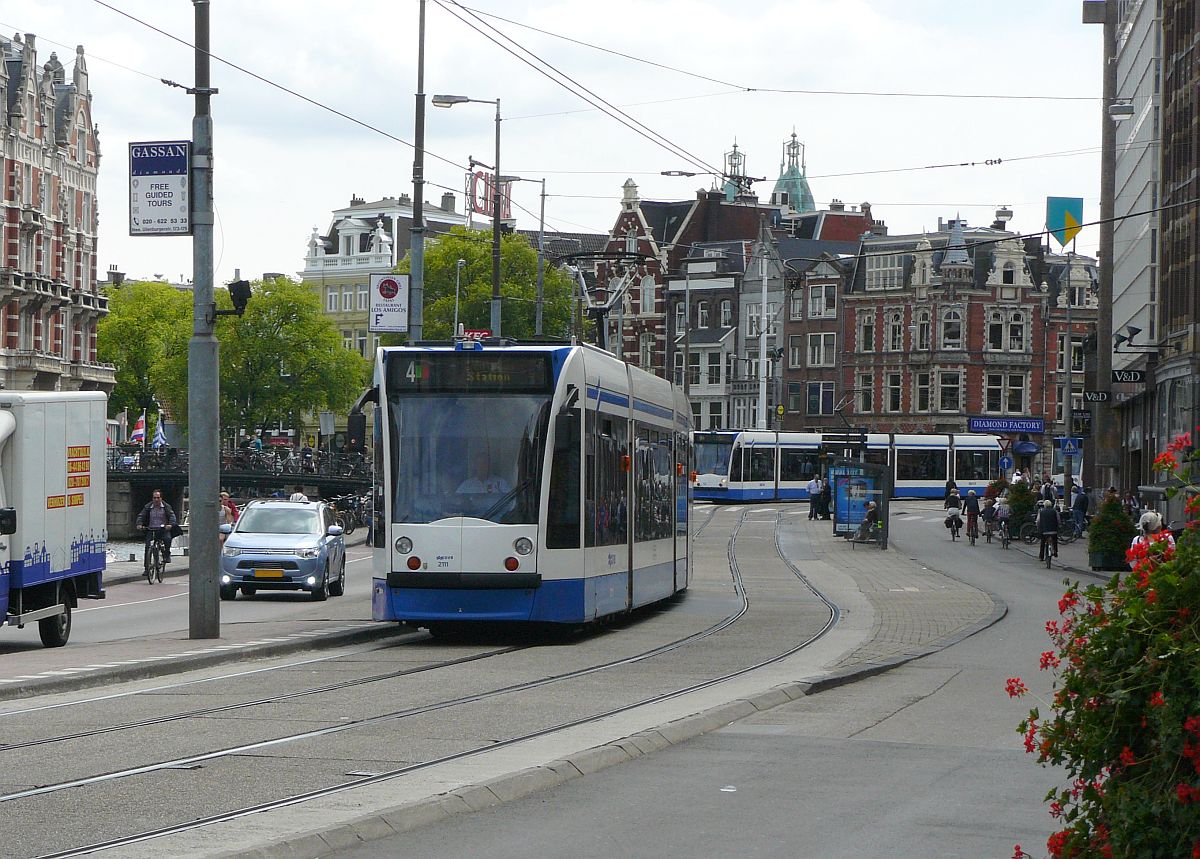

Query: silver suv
[219,500,346,600]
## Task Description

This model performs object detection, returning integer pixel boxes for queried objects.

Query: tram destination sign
[129,141,191,236]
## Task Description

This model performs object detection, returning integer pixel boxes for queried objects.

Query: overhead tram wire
[434,0,726,178]
[85,0,568,234]
[452,2,1101,102]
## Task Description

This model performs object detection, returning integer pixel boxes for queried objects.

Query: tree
[397,226,579,340]
[97,280,192,420]
[155,277,367,435]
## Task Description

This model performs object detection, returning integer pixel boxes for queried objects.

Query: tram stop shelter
[828,456,892,549]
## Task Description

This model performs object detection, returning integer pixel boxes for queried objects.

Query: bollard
[128,553,136,562]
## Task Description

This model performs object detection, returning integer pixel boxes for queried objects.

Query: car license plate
[254,569,285,578]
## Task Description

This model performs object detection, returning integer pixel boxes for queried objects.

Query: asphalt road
[329,502,1073,859]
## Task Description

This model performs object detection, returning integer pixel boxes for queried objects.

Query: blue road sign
[999,455,1013,471]
[1058,437,1081,456]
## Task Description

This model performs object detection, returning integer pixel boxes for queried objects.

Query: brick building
[782,215,1097,478]
[0,34,112,391]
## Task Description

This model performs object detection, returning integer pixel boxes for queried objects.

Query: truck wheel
[39,601,71,648]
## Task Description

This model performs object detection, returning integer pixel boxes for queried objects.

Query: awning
[1013,441,1040,455]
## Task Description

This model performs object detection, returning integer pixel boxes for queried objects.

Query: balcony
[68,361,117,387]
[10,350,66,374]
[302,252,393,275]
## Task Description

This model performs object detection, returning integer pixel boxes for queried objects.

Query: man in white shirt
[806,476,821,520]
[457,453,511,495]
[289,485,308,502]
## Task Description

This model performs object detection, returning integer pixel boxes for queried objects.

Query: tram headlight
[513,537,533,556]
[395,536,413,554]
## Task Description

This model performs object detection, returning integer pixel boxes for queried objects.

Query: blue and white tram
[371,341,692,629]
[692,430,1001,502]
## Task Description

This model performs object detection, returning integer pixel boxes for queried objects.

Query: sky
[11,1,1104,284]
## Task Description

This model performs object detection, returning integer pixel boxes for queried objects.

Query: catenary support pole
[409,0,426,341]
[490,100,502,337]
[189,0,219,638]
[535,178,546,336]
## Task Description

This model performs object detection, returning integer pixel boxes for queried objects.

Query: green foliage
[1088,495,1136,558]
[1011,436,1200,858]
[96,280,192,419]
[986,478,1009,500]
[155,277,367,432]
[1008,480,1037,523]
[396,226,580,340]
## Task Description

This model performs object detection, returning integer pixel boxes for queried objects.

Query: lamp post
[453,258,466,335]
[432,94,503,337]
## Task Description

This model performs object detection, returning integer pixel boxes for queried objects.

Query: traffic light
[346,413,366,454]
[228,280,251,315]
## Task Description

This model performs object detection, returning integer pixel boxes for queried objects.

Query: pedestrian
[806,475,821,520]
[219,492,239,543]
[943,478,958,501]
[819,478,832,520]
[1071,484,1089,534]
[1011,469,1026,486]
[1130,510,1174,567]
[289,485,308,502]
[1123,490,1141,519]
[854,501,879,541]
[1040,477,1058,505]
[251,431,263,452]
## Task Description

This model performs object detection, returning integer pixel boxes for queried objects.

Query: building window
[342,289,353,312]
[1056,384,1066,423]
[1008,312,1025,351]
[1007,373,1025,413]
[342,330,353,350]
[857,311,875,353]
[789,335,803,368]
[639,276,654,315]
[787,382,803,412]
[858,373,873,412]
[688,352,701,386]
[766,302,778,335]
[697,301,709,328]
[357,284,368,311]
[708,402,723,429]
[886,310,904,351]
[673,352,683,386]
[886,373,902,412]
[706,352,721,385]
[807,381,835,415]
[327,289,338,313]
[356,330,367,356]
[808,332,835,366]
[808,284,836,318]
[1057,334,1085,371]
[986,373,1004,413]
[726,352,736,382]
[720,300,732,327]
[674,302,685,335]
[988,311,1004,350]
[915,373,931,412]
[939,371,961,412]
[916,311,931,350]
[791,293,804,320]
[746,304,759,338]
[1002,262,1016,285]
[692,401,702,427]
[639,332,652,368]
[941,309,962,349]
[866,252,904,290]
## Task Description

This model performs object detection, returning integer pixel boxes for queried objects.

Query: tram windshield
[693,434,733,476]
[385,352,553,525]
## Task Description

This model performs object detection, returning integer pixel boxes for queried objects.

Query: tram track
[21,509,839,859]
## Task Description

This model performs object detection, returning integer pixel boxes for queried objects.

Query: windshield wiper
[480,478,535,521]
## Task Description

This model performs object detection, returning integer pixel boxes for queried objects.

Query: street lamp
[433,93,503,337]
[453,258,466,336]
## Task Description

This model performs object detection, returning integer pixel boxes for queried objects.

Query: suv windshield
[388,393,550,525]
[237,507,321,535]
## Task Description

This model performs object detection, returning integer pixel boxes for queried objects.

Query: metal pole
[535,178,546,337]
[490,99,502,337]
[683,264,690,399]
[189,0,219,638]
[1063,248,1074,492]
[409,0,427,341]
[757,245,768,430]
[1093,0,1118,491]
[453,258,464,335]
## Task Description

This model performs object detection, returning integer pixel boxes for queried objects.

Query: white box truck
[0,392,107,646]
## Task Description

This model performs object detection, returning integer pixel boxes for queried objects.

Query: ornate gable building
[0,34,111,391]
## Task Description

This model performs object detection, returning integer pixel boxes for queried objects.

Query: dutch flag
[129,411,147,444]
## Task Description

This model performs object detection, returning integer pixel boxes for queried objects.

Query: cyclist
[136,489,177,573]
[1129,510,1175,567]
[995,496,1012,543]
[1070,484,1089,537]
[944,488,963,539]
[1036,499,1059,562]
[963,490,981,542]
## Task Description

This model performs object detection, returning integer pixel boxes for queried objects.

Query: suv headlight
[222,546,241,557]
[296,547,321,559]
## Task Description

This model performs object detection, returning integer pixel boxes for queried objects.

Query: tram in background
[691,430,1001,502]
[370,341,691,630]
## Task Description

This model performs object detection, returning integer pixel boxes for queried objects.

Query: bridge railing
[108,447,370,479]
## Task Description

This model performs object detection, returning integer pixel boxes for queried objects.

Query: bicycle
[143,528,167,584]
[1039,533,1057,569]
[1057,516,1085,545]
[966,514,979,546]
[998,518,1011,549]
[946,513,962,541]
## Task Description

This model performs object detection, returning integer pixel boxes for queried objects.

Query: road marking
[77,591,188,613]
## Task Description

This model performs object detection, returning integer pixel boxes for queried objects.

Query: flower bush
[1008,479,1038,524]
[1009,432,1200,858]
[1087,495,1136,566]
[987,478,1010,500]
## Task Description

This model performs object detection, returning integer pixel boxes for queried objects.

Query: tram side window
[635,427,675,542]
[547,411,581,549]
[587,415,628,547]
[954,450,996,482]
[895,449,947,481]
[749,448,776,482]
[865,449,889,469]
[729,446,744,482]
[779,449,818,482]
